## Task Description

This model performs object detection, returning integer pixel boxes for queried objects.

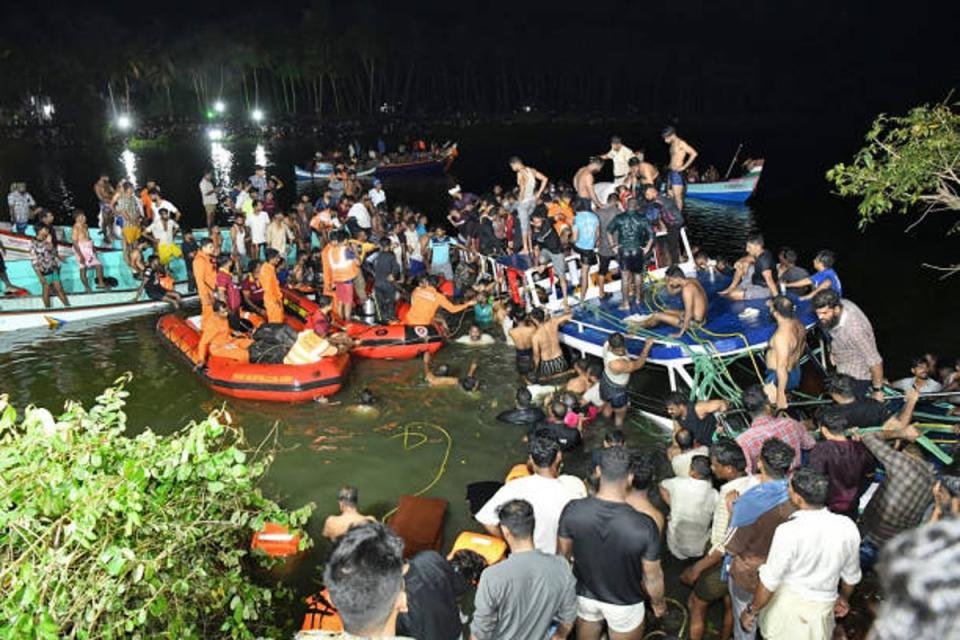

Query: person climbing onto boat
[600,333,655,427]
[811,289,885,400]
[636,265,706,338]
[321,486,377,542]
[605,197,654,310]
[260,248,285,324]
[664,392,729,447]
[423,352,480,391]
[531,209,570,303]
[30,226,69,309]
[135,254,181,309]
[718,233,779,301]
[662,126,698,212]
[509,156,549,256]
[404,274,473,327]
[197,301,254,365]
[571,199,600,301]
[600,135,636,186]
[530,305,573,382]
[783,249,843,300]
[509,311,538,375]
[763,295,807,410]
[573,156,605,209]
[71,210,109,292]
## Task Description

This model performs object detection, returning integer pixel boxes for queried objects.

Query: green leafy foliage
[827,101,960,228]
[0,374,314,639]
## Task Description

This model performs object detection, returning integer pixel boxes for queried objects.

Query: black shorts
[619,251,645,273]
[598,254,614,276]
[599,373,629,409]
[576,247,597,266]
[0,251,5,274]
[144,284,167,301]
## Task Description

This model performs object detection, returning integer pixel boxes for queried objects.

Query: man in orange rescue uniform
[197,301,254,364]
[404,274,473,327]
[193,237,218,326]
[260,248,285,324]
[322,230,361,322]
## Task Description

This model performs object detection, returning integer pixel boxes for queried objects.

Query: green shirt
[606,211,651,254]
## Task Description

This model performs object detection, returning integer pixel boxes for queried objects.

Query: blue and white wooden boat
[685,164,763,204]
[294,164,376,182]
[294,143,458,181]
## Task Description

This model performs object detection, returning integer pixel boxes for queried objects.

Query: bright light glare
[120,148,138,187]
[211,142,233,188]
[207,128,225,141]
[42,104,55,118]
[116,114,132,130]
[254,143,268,168]
[214,100,226,113]
[251,109,264,122]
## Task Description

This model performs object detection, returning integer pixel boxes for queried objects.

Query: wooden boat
[294,143,458,181]
[0,282,194,332]
[294,165,376,181]
[157,313,350,402]
[685,163,763,204]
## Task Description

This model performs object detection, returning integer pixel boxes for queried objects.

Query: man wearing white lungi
[739,468,861,640]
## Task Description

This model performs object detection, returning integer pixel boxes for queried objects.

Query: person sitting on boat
[703,165,721,182]
[529,305,573,382]
[456,324,496,346]
[783,249,843,301]
[321,486,377,542]
[144,207,182,266]
[423,352,480,391]
[135,253,181,310]
[763,295,807,410]
[29,226,70,309]
[662,126,699,212]
[197,301,254,365]
[664,392,729,447]
[635,265,707,338]
[718,232,779,301]
[573,156,605,210]
[776,247,811,295]
[530,209,570,302]
[812,289,885,400]
[605,197,654,310]
[404,274,473,328]
[599,333,655,427]
[71,210,109,292]
[891,355,944,395]
[260,248,285,324]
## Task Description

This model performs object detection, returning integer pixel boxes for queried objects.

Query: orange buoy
[251,522,301,557]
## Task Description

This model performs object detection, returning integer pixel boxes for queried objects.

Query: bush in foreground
[0,374,313,639]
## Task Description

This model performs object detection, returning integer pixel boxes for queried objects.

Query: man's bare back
[573,166,595,199]
[626,491,665,534]
[510,323,536,350]
[322,511,375,541]
[532,313,571,364]
[638,161,659,185]
[682,279,708,323]
[767,318,806,372]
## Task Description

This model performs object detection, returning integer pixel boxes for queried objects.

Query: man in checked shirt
[812,289,886,400]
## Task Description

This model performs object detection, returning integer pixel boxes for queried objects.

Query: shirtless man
[510,156,549,256]
[636,265,707,338]
[530,305,573,382]
[573,156,605,209]
[93,174,116,244]
[72,211,108,292]
[423,352,480,391]
[321,486,376,541]
[509,312,539,376]
[764,295,807,410]
[635,150,660,187]
[662,127,698,211]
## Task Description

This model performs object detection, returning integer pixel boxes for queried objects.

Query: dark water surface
[0,121,956,628]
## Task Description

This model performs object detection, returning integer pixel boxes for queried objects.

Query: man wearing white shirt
[740,468,861,640]
[150,191,181,223]
[368,179,387,208]
[669,428,710,478]
[246,201,270,260]
[475,429,586,554]
[601,136,635,185]
[890,355,943,395]
[346,196,373,233]
[199,170,218,229]
[659,455,719,560]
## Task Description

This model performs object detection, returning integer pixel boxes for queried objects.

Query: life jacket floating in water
[251,522,301,557]
[450,531,507,566]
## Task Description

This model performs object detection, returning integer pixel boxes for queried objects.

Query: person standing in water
[509,311,538,376]
[600,333,655,427]
[573,157,605,210]
[530,305,573,382]
[764,296,808,410]
[662,127,698,212]
[321,486,377,542]
[510,156,549,256]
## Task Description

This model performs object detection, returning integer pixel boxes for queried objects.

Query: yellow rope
[381,421,453,522]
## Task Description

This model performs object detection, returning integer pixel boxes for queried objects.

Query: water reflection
[683,200,757,260]
[119,148,138,187]
[211,142,233,188]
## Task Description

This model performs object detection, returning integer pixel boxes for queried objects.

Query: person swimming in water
[456,324,496,346]
[634,265,707,338]
[496,387,547,427]
[423,352,480,391]
[662,126,698,212]
[764,295,808,410]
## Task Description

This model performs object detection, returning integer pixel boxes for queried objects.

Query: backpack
[659,198,684,228]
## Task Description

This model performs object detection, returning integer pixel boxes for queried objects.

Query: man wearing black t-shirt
[827,374,916,429]
[719,233,779,300]
[558,447,666,639]
[531,209,569,301]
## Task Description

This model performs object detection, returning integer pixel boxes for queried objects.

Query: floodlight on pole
[116,114,132,131]
[214,100,226,114]
[251,108,264,123]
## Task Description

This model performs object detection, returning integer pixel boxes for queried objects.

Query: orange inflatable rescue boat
[157,313,350,402]
[283,288,445,360]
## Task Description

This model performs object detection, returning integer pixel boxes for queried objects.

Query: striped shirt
[827,299,882,381]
